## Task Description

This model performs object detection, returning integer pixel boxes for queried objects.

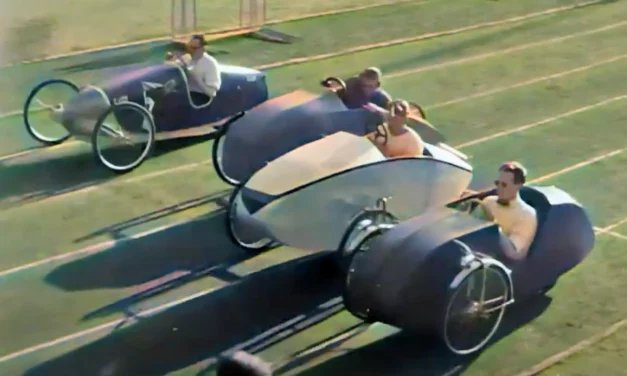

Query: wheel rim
[228,190,273,250]
[25,81,77,144]
[214,133,240,186]
[94,104,154,171]
[341,211,397,258]
[444,266,509,355]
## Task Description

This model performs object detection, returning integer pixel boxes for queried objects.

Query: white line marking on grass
[530,148,627,184]
[427,53,627,110]
[257,0,608,70]
[594,228,627,242]
[455,95,627,149]
[387,21,627,80]
[603,217,627,232]
[1,142,625,364]
[514,317,627,376]
[0,210,223,279]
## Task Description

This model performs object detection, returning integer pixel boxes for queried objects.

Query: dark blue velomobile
[23,61,268,172]
[226,133,595,355]
[211,76,444,186]
[341,186,594,355]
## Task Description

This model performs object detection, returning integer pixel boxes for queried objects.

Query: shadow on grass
[0,135,213,209]
[45,208,240,293]
[26,253,343,376]
[286,295,552,376]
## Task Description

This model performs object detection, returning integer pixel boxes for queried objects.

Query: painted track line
[602,217,627,232]
[0,210,222,279]
[1,95,624,277]
[455,95,627,149]
[0,140,625,364]
[594,228,627,242]
[0,0,422,69]
[514,317,627,376]
[1,3,618,123]
[427,53,627,110]
[387,21,627,81]
[1,16,623,164]
[6,89,627,211]
[256,0,607,70]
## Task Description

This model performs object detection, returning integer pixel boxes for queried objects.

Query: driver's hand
[468,199,495,221]
[165,52,175,61]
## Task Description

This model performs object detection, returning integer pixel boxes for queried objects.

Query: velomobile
[23,59,268,172]
[211,76,439,186]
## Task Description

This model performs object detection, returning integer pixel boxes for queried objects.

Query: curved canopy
[245,132,472,251]
[221,91,386,183]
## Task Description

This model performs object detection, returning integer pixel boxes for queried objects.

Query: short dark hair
[359,67,382,82]
[499,161,527,184]
[216,352,273,376]
[190,34,207,46]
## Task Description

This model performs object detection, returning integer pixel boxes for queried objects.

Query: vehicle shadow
[285,295,552,376]
[45,208,240,293]
[25,253,343,376]
[0,135,214,209]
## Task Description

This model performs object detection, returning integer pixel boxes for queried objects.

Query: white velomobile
[226,131,472,251]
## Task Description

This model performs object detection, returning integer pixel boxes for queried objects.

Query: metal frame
[172,0,266,40]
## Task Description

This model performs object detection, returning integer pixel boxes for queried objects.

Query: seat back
[519,186,550,256]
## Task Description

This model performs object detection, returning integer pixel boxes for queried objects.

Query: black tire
[225,186,275,252]
[211,113,245,187]
[440,265,510,355]
[91,102,155,173]
[24,79,78,145]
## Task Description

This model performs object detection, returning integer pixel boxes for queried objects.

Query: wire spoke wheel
[443,265,509,355]
[92,102,155,173]
[226,187,274,251]
[24,79,78,145]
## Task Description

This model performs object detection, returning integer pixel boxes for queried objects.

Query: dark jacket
[343,76,392,109]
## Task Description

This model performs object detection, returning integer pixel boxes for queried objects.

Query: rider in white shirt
[473,162,538,259]
[184,34,222,104]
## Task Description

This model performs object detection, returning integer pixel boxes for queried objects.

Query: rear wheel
[226,186,274,251]
[92,102,155,173]
[24,79,78,145]
[442,265,510,355]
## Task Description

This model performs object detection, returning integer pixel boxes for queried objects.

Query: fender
[449,240,515,304]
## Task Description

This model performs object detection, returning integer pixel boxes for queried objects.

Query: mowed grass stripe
[1,56,626,272]
[0,102,624,359]
[2,24,625,209]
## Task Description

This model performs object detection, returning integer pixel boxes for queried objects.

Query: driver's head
[495,161,527,202]
[216,352,272,376]
[358,67,382,96]
[187,34,206,56]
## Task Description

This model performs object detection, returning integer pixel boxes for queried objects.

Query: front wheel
[212,131,241,186]
[24,79,78,145]
[442,265,510,355]
[92,102,156,173]
[226,186,275,251]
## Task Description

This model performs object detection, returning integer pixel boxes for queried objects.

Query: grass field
[1,0,627,375]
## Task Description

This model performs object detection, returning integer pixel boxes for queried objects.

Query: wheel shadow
[285,295,553,376]
[45,206,239,293]
[25,253,344,376]
[0,135,214,209]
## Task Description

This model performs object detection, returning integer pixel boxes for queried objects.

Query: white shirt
[187,52,221,96]
[481,194,538,257]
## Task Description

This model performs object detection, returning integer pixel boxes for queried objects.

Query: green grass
[0,0,414,65]
[2,12,626,269]
[1,1,627,375]
[536,325,627,376]
[0,0,610,114]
